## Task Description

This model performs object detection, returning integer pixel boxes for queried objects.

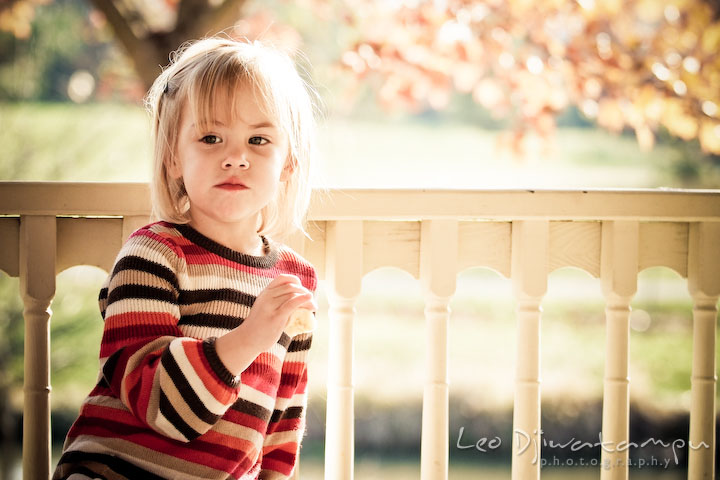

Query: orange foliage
[338,0,720,155]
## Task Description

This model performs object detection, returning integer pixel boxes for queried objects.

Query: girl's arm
[99,230,244,442]
[259,333,313,479]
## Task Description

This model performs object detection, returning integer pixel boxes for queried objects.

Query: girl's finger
[266,274,301,289]
[279,292,315,317]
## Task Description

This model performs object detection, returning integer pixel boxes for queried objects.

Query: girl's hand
[242,274,317,351]
[214,274,316,376]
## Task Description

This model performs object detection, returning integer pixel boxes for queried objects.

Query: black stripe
[98,287,109,319]
[175,223,279,269]
[159,389,201,441]
[288,335,312,352]
[231,397,272,422]
[270,405,304,423]
[57,450,165,480]
[113,255,180,291]
[278,332,292,349]
[101,348,123,386]
[58,465,109,480]
[160,348,221,426]
[179,288,255,307]
[107,284,177,305]
[178,313,244,330]
[202,337,241,388]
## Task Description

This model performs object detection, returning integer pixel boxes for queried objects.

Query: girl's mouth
[216,179,248,190]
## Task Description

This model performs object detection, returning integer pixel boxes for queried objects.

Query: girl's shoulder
[120,221,188,259]
[271,240,318,292]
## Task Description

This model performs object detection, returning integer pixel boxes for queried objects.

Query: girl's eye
[249,136,269,146]
[200,135,222,144]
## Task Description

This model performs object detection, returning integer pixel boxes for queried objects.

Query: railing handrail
[2,181,720,221]
[1,181,719,480]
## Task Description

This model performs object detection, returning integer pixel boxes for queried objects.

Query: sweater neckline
[174,223,279,269]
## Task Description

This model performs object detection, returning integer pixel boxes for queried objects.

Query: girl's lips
[216,183,248,190]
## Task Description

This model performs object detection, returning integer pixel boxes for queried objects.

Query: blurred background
[1,0,719,478]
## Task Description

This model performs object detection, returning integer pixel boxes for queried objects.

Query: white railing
[1,182,719,480]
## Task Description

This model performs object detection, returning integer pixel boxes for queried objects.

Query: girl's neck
[188,215,265,256]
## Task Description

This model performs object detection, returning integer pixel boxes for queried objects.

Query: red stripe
[100,321,180,357]
[261,443,297,476]
[222,409,269,432]
[122,345,165,420]
[71,406,262,473]
[267,416,302,435]
[183,340,239,404]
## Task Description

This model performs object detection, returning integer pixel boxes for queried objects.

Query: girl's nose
[223,152,249,170]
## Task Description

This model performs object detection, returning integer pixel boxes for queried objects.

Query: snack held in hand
[286,308,316,336]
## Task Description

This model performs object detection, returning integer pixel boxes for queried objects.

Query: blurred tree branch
[1,0,249,89]
[87,0,249,88]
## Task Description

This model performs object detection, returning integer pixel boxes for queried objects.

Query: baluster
[687,222,720,479]
[19,215,56,480]
[510,220,548,480]
[600,221,638,480]
[324,220,363,480]
[420,220,457,480]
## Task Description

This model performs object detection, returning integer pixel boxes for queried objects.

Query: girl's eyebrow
[249,121,276,129]
[187,120,276,129]
[189,120,226,129]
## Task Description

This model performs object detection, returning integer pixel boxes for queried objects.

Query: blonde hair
[145,36,318,239]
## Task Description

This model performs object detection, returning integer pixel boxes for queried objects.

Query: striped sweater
[54,222,317,480]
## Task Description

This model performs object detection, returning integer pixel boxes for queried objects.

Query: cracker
[286,308,316,336]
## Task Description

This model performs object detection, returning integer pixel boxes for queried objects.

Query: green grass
[4,101,716,188]
[317,118,680,189]
[0,102,152,181]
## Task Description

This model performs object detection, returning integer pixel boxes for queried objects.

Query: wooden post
[324,220,363,480]
[600,221,638,480]
[19,215,56,480]
[510,220,548,480]
[687,222,720,480]
[420,220,457,480]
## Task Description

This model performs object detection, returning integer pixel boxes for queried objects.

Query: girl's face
[170,86,291,244]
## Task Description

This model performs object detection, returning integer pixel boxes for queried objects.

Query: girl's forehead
[190,83,279,127]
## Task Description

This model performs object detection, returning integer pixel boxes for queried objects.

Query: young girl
[54,37,319,480]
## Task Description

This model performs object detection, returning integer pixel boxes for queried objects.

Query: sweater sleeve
[99,229,242,443]
[259,333,313,479]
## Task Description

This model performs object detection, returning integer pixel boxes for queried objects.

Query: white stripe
[284,349,310,363]
[215,419,265,446]
[157,360,214,434]
[168,338,229,416]
[178,325,232,340]
[288,391,307,407]
[122,240,177,270]
[155,411,188,442]
[179,271,271,293]
[105,298,180,316]
[265,428,301,447]
[274,391,307,412]
[239,384,276,412]
[84,394,126,410]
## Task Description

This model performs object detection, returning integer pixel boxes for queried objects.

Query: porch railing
[1,182,719,480]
